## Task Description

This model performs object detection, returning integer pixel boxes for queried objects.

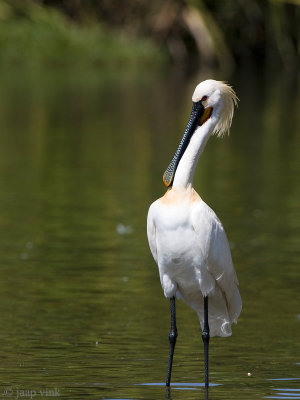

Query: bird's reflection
[204,388,209,400]
[165,386,209,400]
[165,386,172,400]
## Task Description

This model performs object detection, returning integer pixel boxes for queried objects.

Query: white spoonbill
[147,79,242,389]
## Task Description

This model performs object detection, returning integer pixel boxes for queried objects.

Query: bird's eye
[202,96,208,102]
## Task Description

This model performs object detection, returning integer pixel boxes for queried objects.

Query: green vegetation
[0,0,299,70]
[0,0,164,69]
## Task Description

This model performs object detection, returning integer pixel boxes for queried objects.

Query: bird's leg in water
[202,296,210,389]
[166,297,177,386]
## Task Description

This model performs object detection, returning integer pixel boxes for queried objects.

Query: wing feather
[147,203,158,264]
[192,202,242,323]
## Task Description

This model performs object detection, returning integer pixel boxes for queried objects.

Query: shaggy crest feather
[192,80,238,138]
[213,81,238,137]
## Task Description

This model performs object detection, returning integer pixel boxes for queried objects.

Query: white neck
[172,117,216,189]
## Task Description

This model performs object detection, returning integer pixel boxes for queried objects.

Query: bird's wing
[147,203,158,264]
[192,202,241,321]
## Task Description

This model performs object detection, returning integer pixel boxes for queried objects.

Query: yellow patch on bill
[199,107,213,126]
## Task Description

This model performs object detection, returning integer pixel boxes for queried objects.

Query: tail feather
[179,283,242,338]
[228,284,242,323]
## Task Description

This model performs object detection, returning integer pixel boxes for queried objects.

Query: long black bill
[163,101,204,187]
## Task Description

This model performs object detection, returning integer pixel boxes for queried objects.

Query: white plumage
[147,80,242,338]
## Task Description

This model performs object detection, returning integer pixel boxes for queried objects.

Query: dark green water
[0,67,299,400]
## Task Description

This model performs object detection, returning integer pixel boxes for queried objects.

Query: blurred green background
[0,0,299,70]
[0,1,299,400]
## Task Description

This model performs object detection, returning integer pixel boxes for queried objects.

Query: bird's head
[192,79,238,138]
[163,79,238,187]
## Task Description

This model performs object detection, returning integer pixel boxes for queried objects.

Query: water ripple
[264,379,300,399]
[136,382,220,388]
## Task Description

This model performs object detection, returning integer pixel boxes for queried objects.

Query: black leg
[166,296,177,386]
[202,296,210,389]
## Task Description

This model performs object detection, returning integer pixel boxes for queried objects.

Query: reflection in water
[165,385,209,400]
[264,378,300,399]
[265,390,300,400]
[166,386,173,400]
[0,67,298,399]
[139,382,216,399]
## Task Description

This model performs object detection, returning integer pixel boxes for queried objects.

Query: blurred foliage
[0,0,299,70]
[0,0,164,69]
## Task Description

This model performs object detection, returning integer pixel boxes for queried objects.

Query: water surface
[0,67,298,399]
